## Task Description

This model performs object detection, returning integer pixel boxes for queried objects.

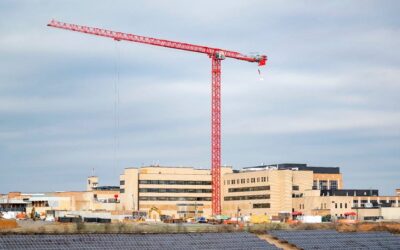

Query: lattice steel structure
[47,20,267,215]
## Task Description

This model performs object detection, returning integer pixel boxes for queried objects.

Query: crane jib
[47,20,267,66]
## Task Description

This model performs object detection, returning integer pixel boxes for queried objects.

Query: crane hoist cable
[113,41,121,176]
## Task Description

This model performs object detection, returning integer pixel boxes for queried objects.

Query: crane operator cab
[215,51,226,60]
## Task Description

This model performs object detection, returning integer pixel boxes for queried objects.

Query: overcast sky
[0,1,399,195]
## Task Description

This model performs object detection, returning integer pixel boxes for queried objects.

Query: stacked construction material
[0,232,278,250]
[269,230,400,249]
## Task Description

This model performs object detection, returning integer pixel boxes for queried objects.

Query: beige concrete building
[221,164,342,218]
[292,189,400,220]
[119,165,232,219]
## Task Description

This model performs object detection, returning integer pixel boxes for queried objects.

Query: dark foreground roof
[244,163,340,174]
[0,232,278,250]
[269,230,400,249]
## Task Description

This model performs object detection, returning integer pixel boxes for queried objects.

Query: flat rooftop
[242,163,340,174]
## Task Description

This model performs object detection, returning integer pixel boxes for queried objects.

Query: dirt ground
[1,220,399,235]
[337,222,400,234]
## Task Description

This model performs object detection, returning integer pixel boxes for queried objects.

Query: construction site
[1,1,400,249]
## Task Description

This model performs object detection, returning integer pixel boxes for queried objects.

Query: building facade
[119,166,232,219]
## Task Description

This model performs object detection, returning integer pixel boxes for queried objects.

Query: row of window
[228,186,270,193]
[177,211,204,214]
[226,177,267,185]
[139,180,211,185]
[335,202,348,209]
[139,196,211,201]
[176,203,204,206]
[354,199,397,204]
[224,194,270,201]
[312,180,338,190]
[139,188,211,193]
[253,203,270,209]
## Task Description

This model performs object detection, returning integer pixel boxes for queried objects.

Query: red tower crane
[47,20,267,215]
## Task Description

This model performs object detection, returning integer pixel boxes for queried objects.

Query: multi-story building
[2,163,398,221]
[221,163,342,217]
[119,166,232,219]
[292,189,400,220]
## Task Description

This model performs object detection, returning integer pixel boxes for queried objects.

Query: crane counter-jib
[47,20,267,65]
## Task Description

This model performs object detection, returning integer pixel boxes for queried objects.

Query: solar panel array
[0,232,278,250]
[269,230,400,249]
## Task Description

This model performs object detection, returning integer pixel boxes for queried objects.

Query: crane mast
[47,20,267,216]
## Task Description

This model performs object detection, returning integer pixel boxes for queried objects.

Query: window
[345,203,347,209]
[139,188,211,193]
[253,203,270,208]
[261,177,266,182]
[319,180,328,190]
[120,189,125,194]
[120,180,125,185]
[330,180,338,190]
[251,178,255,183]
[257,177,260,182]
[340,203,342,209]
[312,180,318,190]
[224,194,270,201]
[335,203,337,209]
[227,180,230,185]
[241,179,245,184]
[237,179,239,184]
[139,180,211,185]
[232,180,235,184]
[228,186,270,192]
[292,185,299,191]
[247,178,250,183]
[139,196,211,201]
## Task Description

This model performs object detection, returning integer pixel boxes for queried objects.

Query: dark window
[241,179,245,184]
[340,203,342,209]
[139,196,211,201]
[312,180,318,190]
[292,185,299,191]
[319,180,328,190]
[345,203,347,208]
[232,180,235,184]
[139,180,211,185]
[251,178,256,183]
[224,194,270,201]
[120,189,125,193]
[120,180,125,185]
[330,180,338,190]
[253,203,270,208]
[139,188,211,193]
[228,186,270,192]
